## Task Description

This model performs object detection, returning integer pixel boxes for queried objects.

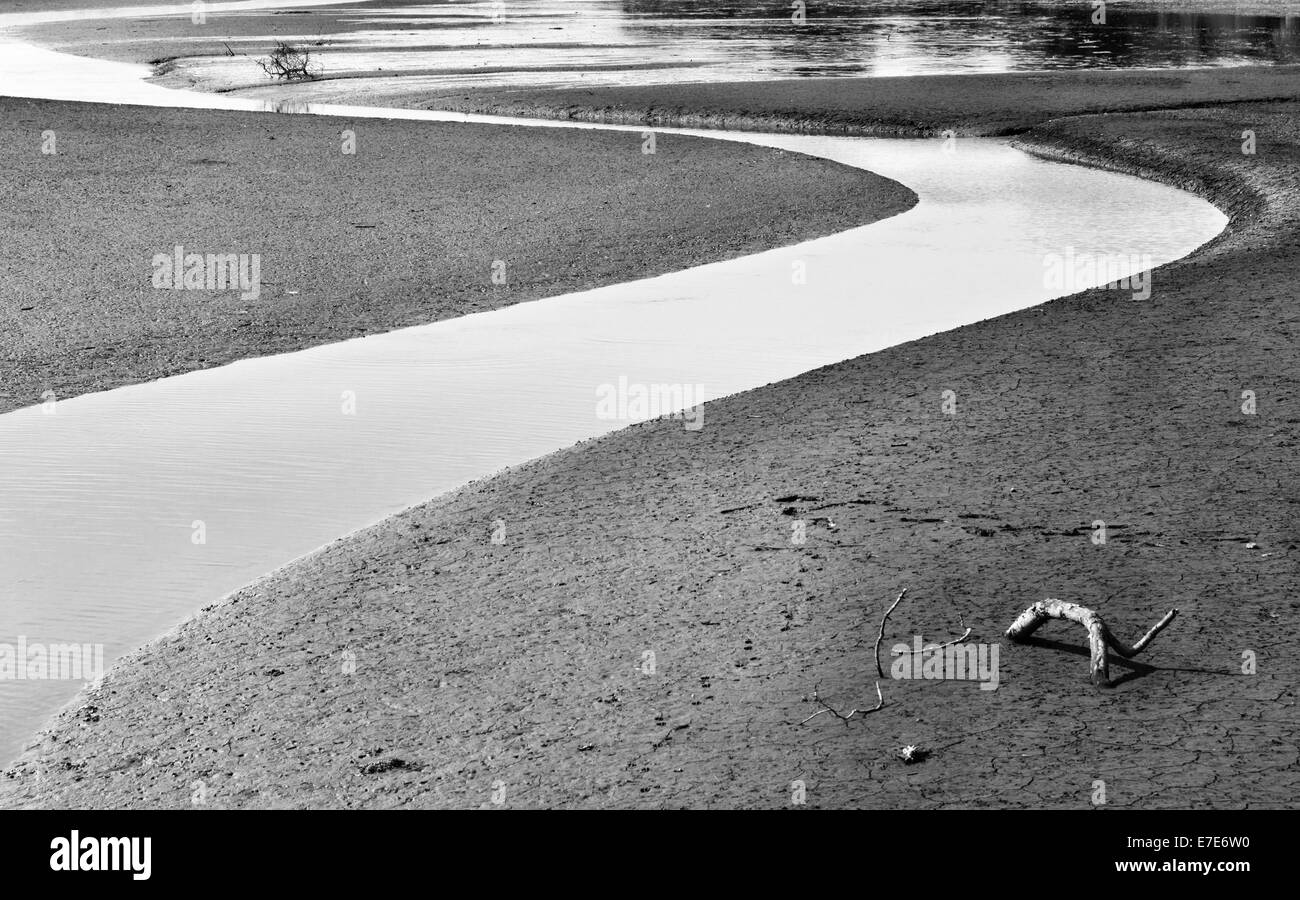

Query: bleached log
[1005,599,1178,686]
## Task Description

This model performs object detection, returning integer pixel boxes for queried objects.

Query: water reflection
[5,0,1299,94]
[617,1,1300,75]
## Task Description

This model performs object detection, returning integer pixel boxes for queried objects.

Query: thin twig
[874,588,907,677]
[800,681,885,726]
[934,626,973,650]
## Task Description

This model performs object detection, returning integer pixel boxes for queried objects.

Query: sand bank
[4,77,1297,807]
[0,97,912,414]
[395,65,1300,137]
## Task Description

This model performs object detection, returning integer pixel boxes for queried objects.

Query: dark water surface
[6,1,1300,90]
[615,0,1300,75]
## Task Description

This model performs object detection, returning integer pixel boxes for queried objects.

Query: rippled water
[4,0,1299,92]
[0,3,1230,764]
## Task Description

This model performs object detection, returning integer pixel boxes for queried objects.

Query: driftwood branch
[1005,598,1179,686]
[874,588,907,677]
[805,588,969,726]
[873,588,970,670]
[935,626,973,650]
[800,681,885,726]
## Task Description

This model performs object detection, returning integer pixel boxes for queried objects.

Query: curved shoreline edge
[245,65,1300,138]
[1013,124,1270,252]
[5,83,1300,808]
[0,96,916,416]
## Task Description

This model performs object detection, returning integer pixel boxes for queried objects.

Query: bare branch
[874,588,907,678]
[1006,598,1179,686]
[256,41,319,81]
[800,680,885,726]
[934,626,973,650]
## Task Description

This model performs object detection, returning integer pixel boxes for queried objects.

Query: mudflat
[4,80,1297,807]
[0,97,913,414]
[256,65,1300,136]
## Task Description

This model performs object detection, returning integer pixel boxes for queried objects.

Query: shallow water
[0,7,1229,765]
[6,0,1298,93]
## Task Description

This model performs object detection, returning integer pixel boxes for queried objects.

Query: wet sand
[387,65,1300,137]
[0,97,911,414]
[3,77,1297,807]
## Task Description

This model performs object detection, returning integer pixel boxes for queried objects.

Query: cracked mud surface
[3,95,1299,808]
[0,97,910,414]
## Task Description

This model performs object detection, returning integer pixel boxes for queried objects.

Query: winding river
[0,1,1228,765]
